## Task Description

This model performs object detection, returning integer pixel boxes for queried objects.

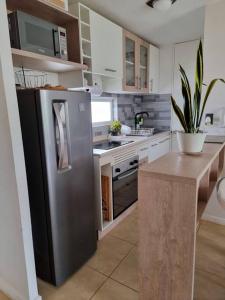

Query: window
[91,98,114,126]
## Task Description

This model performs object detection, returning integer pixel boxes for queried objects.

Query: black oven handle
[117,168,138,181]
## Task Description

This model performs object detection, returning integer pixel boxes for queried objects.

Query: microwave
[8,10,68,60]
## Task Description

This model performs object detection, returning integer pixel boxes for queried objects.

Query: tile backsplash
[117,94,143,128]
[142,94,171,132]
[92,125,109,140]
[117,94,171,131]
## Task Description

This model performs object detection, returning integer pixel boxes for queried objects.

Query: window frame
[91,97,115,127]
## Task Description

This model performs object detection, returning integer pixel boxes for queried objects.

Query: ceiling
[68,0,218,46]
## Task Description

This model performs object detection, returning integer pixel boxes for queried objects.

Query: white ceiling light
[154,0,172,10]
[146,0,177,11]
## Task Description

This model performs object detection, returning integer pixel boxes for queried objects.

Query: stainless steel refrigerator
[17,89,97,286]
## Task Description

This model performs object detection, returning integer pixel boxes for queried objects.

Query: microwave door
[17,11,59,57]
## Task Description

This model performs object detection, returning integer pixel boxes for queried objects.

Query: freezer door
[36,90,96,285]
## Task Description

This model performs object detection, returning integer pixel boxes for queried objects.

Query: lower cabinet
[149,136,170,162]
[171,134,179,152]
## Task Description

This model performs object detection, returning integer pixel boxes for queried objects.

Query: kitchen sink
[126,128,154,137]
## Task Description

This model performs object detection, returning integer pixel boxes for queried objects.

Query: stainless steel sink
[126,128,154,137]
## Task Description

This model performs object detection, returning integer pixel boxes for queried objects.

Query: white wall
[172,40,199,131]
[203,0,225,116]
[159,41,200,131]
[203,0,225,224]
[159,45,174,94]
[0,1,40,300]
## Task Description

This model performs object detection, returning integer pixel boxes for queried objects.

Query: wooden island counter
[138,143,225,300]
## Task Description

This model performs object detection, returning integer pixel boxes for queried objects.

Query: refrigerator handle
[53,103,66,170]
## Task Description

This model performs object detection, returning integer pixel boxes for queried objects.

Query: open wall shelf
[6,0,77,25]
[7,0,81,65]
[12,48,87,73]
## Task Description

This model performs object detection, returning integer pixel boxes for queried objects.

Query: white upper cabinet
[149,44,159,93]
[90,11,123,79]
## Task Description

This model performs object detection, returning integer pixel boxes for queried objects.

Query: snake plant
[171,40,225,133]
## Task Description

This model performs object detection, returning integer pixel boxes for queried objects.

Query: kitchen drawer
[149,136,170,161]
[138,143,149,160]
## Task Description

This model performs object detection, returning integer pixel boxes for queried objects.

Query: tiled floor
[1,210,225,299]
[37,210,139,300]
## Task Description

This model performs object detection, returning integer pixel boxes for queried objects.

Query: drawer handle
[151,143,158,147]
[159,138,170,144]
[140,147,148,151]
[105,68,117,73]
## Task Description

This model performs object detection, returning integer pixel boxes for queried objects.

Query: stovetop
[94,140,134,150]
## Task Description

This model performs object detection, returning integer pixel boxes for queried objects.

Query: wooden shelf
[12,48,87,73]
[83,70,92,74]
[6,0,77,26]
[126,60,134,65]
[82,38,91,44]
[82,54,92,59]
[7,0,81,64]
[80,20,90,27]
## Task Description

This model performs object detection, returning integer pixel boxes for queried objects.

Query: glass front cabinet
[123,30,149,92]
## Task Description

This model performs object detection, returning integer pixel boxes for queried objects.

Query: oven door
[112,167,138,219]
[17,11,60,57]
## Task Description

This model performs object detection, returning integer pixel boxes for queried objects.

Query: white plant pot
[177,132,207,154]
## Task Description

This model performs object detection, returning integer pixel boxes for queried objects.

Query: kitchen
[1,0,225,300]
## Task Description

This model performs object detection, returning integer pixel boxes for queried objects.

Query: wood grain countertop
[139,143,225,184]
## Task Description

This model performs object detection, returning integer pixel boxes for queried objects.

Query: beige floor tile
[91,278,139,300]
[87,235,133,276]
[110,214,138,245]
[194,221,225,300]
[0,291,10,300]
[38,265,107,300]
[111,247,139,291]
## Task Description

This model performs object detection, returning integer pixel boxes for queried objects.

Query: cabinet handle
[151,143,158,147]
[140,147,148,151]
[139,77,141,90]
[105,68,117,73]
[159,138,170,144]
[150,79,154,92]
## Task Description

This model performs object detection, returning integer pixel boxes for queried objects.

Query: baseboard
[202,214,225,226]
[0,277,42,300]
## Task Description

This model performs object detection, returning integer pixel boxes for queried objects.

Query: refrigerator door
[36,90,96,285]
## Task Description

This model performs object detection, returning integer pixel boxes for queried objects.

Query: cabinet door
[149,142,161,162]
[90,10,123,78]
[123,30,138,91]
[149,44,159,93]
[149,137,170,162]
[138,40,149,92]
[158,137,170,156]
[171,135,179,152]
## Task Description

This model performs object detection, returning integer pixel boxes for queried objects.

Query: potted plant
[110,120,122,136]
[171,41,225,154]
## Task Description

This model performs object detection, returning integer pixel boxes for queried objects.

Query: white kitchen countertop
[93,131,171,157]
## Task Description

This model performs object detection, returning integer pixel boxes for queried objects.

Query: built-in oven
[112,156,139,219]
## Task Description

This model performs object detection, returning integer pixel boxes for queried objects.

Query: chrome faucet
[135,112,150,129]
